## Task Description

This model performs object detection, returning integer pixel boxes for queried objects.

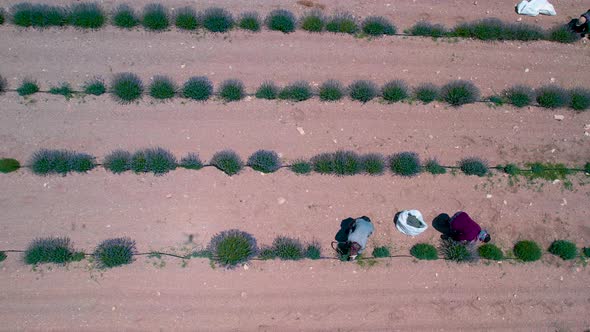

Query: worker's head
[478,230,491,243]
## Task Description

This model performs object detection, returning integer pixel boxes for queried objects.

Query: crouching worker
[449,211,491,243]
[347,216,374,260]
[568,9,590,38]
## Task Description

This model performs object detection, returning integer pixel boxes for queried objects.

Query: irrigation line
[2,248,574,263]
[1,88,572,109]
[6,159,587,177]
[0,15,578,46]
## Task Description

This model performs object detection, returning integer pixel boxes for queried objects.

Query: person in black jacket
[568,9,590,38]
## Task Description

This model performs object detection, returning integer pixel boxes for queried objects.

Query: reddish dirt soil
[1,0,589,330]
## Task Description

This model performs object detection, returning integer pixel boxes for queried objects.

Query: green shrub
[291,160,312,174]
[449,23,472,38]
[272,236,304,260]
[319,80,344,101]
[478,243,504,260]
[130,147,177,175]
[0,251,6,262]
[68,3,105,29]
[389,152,421,176]
[504,22,545,41]
[502,163,521,176]
[503,85,534,108]
[410,243,438,260]
[94,237,136,268]
[470,18,505,40]
[174,7,198,30]
[311,152,335,174]
[349,80,378,103]
[30,149,96,175]
[361,16,396,36]
[0,158,21,173]
[585,162,590,174]
[372,246,390,258]
[49,83,74,99]
[238,11,260,31]
[17,79,39,96]
[111,73,143,103]
[11,3,68,28]
[142,3,169,31]
[513,240,542,262]
[326,12,357,34]
[569,87,590,111]
[440,238,477,263]
[208,229,257,267]
[210,150,243,175]
[83,78,106,95]
[536,85,570,109]
[583,247,590,257]
[424,159,447,175]
[409,21,447,37]
[25,237,77,264]
[149,75,176,100]
[112,4,139,28]
[0,75,7,94]
[278,81,312,101]
[0,8,5,25]
[548,240,577,260]
[218,79,244,102]
[258,247,277,260]
[459,157,488,177]
[255,81,279,99]
[202,7,234,32]
[179,153,203,170]
[300,9,324,32]
[266,9,296,33]
[440,80,480,106]
[332,150,362,176]
[548,24,580,43]
[410,84,438,104]
[183,76,213,100]
[488,95,504,106]
[247,150,281,173]
[526,162,571,181]
[305,242,321,259]
[103,150,131,174]
[381,80,409,103]
[361,153,385,175]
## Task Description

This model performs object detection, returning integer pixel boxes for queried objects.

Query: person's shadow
[432,213,451,239]
[334,217,356,254]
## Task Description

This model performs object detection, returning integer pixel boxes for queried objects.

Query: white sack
[395,210,428,236]
[516,0,556,16]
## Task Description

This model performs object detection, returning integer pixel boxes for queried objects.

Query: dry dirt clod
[554,115,564,121]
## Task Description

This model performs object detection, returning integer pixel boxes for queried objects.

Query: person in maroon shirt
[449,211,491,243]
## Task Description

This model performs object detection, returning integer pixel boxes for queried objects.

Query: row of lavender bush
[1,149,588,179]
[1,74,589,110]
[0,3,582,43]
[1,232,587,269]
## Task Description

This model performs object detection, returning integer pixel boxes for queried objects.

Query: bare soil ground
[0,0,589,331]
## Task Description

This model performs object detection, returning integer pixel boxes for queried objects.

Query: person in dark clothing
[449,211,491,243]
[568,9,590,38]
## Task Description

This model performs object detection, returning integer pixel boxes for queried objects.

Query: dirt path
[0,260,588,331]
[1,27,588,94]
